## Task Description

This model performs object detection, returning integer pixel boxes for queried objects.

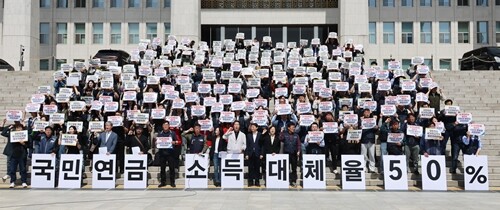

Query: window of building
[402,0,413,7]
[57,0,67,8]
[420,0,432,6]
[402,22,413,43]
[369,0,376,7]
[476,0,488,6]
[439,22,451,43]
[420,22,432,43]
[458,22,470,43]
[92,23,103,44]
[110,0,122,7]
[369,22,376,44]
[402,59,412,70]
[40,59,50,71]
[56,23,67,44]
[146,0,158,8]
[383,59,392,70]
[164,22,171,41]
[40,23,49,44]
[477,21,489,44]
[458,0,470,6]
[129,0,140,8]
[424,59,433,70]
[75,0,86,8]
[383,22,395,43]
[74,23,86,44]
[128,23,139,44]
[438,0,451,6]
[146,23,158,40]
[93,0,105,8]
[383,0,395,7]
[110,23,122,44]
[164,0,171,7]
[439,59,452,70]
[496,22,500,43]
[56,59,67,70]
[40,0,51,8]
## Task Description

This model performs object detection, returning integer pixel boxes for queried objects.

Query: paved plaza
[0,189,498,210]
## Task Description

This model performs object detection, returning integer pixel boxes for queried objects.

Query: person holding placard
[279,123,301,187]
[359,109,379,173]
[423,121,444,157]
[53,77,66,94]
[1,123,28,188]
[427,86,446,116]
[126,126,151,155]
[186,124,209,155]
[319,112,340,174]
[462,131,482,156]
[304,123,325,154]
[155,121,180,188]
[402,114,421,175]
[438,99,456,155]
[60,126,86,155]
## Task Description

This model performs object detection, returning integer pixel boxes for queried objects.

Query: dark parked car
[460,47,500,70]
[92,49,131,66]
[0,59,14,71]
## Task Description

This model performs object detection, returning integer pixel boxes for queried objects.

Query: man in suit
[95,122,117,155]
[223,121,246,154]
[245,123,262,187]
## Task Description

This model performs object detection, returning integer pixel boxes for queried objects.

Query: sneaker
[290,182,297,187]
[158,183,167,188]
[2,175,9,182]
[333,170,339,174]
[22,183,28,188]
[9,183,14,188]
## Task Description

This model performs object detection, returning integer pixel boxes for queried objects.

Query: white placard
[92,154,117,189]
[266,154,289,189]
[318,101,333,113]
[322,122,338,134]
[220,112,235,123]
[89,121,104,132]
[397,95,411,106]
[151,109,166,119]
[221,153,244,188]
[134,113,149,124]
[69,101,86,112]
[344,114,359,125]
[406,125,423,137]
[124,154,148,189]
[185,154,209,189]
[419,108,435,119]
[165,116,181,127]
[143,92,158,103]
[104,102,119,113]
[421,155,447,191]
[468,124,485,136]
[381,105,397,116]
[425,128,442,140]
[300,115,315,126]
[108,116,123,127]
[9,130,28,143]
[31,94,46,104]
[31,154,56,188]
[50,113,65,124]
[383,155,408,190]
[444,105,460,116]
[464,155,489,191]
[58,154,83,189]
[191,105,206,116]
[456,113,473,124]
[6,110,23,122]
[302,155,326,189]
[276,104,292,115]
[387,133,405,143]
[341,155,366,190]
[361,118,376,129]
[61,134,78,146]
[296,103,312,114]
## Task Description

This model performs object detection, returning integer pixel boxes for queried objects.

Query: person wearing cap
[245,123,263,187]
[279,122,301,187]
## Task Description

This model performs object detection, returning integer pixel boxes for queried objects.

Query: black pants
[288,153,298,184]
[248,154,261,183]
[115,141,125,172]
[160,153,176,184]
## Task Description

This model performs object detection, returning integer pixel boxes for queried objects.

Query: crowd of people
[1,32,484,188]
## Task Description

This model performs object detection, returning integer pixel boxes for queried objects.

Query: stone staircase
[0,70,499,189]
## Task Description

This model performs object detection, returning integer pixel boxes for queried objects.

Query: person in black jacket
[359,109,379,173]
[208,127,226,187]
[260,126,280,183]
[126,126,150,155]
[245,123,263,187]
[1,122,28,188]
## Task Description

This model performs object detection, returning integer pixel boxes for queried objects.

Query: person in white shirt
[223,121,246,153]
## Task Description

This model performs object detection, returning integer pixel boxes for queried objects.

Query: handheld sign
[346,130,362,141]
[10,130,28,143]
[421,155,447,191]
[6,110,23,122]
[151,109,166,119]
[456,113,472,124]
[318,101,333,113]
[69,101,86,112]
[165,116,181,127]
[220,112,235,123]
[191,105,206,116]
[89,121,104,132]
[406,125,423,137]
[383,155,408,190]
[300,115,315,127]
[387,133,405,143]
[25,103,41,113]
[361,118,376,129]
[381,105,396,116]
[444,105,460,116]
[468,124,485,136]
[198,119,213,131]
[464,155,489,191]
[344,114,359,125]
[61,134,78,146]
[425,128,442,140]
[419,108,435,119]
[341,155,366,190]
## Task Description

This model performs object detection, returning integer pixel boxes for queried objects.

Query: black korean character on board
[186,160,207,179]
[269,159,287,181]
[343,160,363,182]
[33,159,54,180]
[222,159,243,180]
[125,160,147,181]
[61,159,81,181]
[304,160,324,181]
[95,159,114,180]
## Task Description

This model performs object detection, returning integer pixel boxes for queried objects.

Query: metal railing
[201,0,338,9]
